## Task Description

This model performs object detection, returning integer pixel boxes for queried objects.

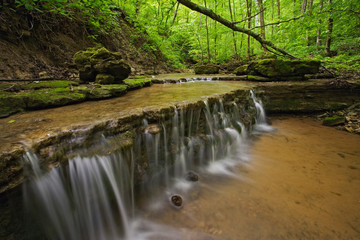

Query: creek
[0,80,359,240]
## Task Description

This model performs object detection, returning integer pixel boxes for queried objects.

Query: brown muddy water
[142,116,360,240]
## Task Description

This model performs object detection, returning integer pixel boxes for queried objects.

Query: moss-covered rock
[84,84,128,99]
[247,59,321,79]
[24,88,86,109]
[234,65,248,75]
[0,93,26,117]
[194,64,219,74]
[95,74,115,84]
[247,75,270,82]
[322,116,345,126]
[73,47,131,83]
[124,78,152,89]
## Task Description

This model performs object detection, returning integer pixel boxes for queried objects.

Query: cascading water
[24,90,272,240]
[250,90,274,132]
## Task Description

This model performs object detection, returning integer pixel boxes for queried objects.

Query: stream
[143,116,360,240]
[0,81,359,240]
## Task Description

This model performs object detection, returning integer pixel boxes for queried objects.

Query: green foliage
[12,0,360,69]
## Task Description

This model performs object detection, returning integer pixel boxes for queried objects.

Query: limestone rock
[234,65,248,76]
[73,47,131,84]
[95,74,115,84]
[194,64,219,74]
[247,59,321,79]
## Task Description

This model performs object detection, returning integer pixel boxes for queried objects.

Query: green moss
[0,94,26,117]
[322,116,345,126]
[123,78,152,89]
[194,64,219,74]
[248,59,321,78]
[234,65,248,75]
[247,75,270,82]
[23,88,86,109]
[85,84,128,99]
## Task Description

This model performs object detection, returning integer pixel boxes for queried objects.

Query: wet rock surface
[185,171,199,182]
[170,194,183,208]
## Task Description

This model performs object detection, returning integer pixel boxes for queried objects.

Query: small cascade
[250,90,274,132]
[24,153,133,240]
[23,90,272,240]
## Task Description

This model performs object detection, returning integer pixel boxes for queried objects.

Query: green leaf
[8,120,16,123]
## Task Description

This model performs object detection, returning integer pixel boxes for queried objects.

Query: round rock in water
[170,194,183,208]
[185,171,199,182]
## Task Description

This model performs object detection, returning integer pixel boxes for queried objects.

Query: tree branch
[232,8,266,25]
[250,15,303,29]
[177,0,297,59]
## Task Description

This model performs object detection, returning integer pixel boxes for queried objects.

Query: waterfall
[250,90,274,132]
[23,90,271,240]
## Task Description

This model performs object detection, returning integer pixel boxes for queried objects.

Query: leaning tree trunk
[176,0,297,58]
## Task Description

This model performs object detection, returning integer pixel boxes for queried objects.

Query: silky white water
[24,90,273,240]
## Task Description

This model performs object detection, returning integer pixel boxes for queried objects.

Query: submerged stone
[194,64,219,74]
[170,194,183,208]
[185,171,199,182]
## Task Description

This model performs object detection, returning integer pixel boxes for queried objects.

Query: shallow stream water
[137,116,360,240]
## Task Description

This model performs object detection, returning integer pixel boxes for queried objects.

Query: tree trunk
[204,0,211,62]
[246,0,252,59]
[214,0,218,60]
[172,2,180,25]
[316,0,324,49]
[256,0,266,53]
[325,0,333,56]
[276,0,280,19]
[301,0,307,14]
[135,0,141,17]
[177,0,297,58]
[228,0,238,57]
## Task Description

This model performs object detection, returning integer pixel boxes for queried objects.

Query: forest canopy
[7,0,360,69]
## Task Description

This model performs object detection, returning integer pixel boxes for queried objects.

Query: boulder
[95,74,115,84]
[247,59,321,79]
[73,47,131,84]
[194,64,219,74]
[234,65,248,75]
